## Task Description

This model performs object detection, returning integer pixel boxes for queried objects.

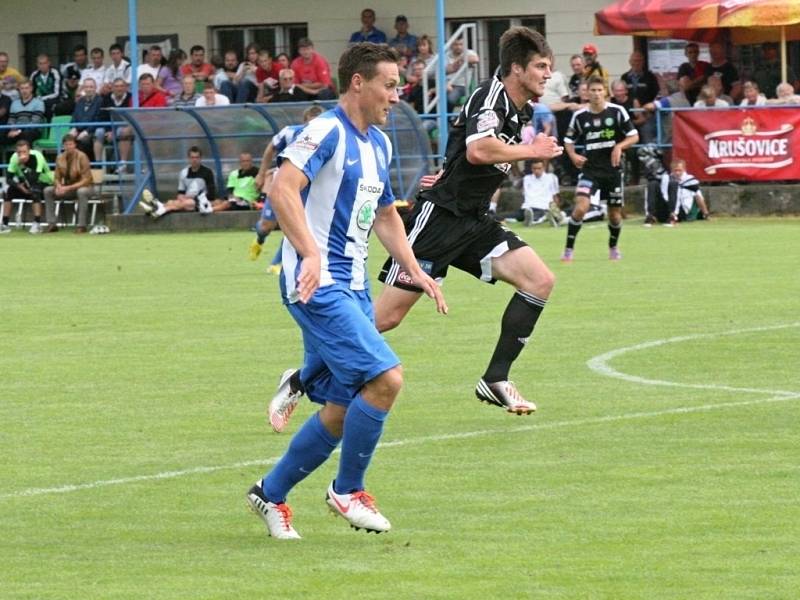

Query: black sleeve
[463,81,507,146]
[203,167,217,200]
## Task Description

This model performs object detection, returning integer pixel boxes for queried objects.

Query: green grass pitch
[1,218,798,599]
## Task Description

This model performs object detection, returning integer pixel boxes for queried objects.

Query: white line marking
[587,322,800,397]
[4,323,798,501]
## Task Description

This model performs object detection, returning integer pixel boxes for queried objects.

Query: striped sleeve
[465,79,507,146]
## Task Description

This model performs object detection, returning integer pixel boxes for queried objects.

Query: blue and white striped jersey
[272,124,304,161]
[278,106,395,303]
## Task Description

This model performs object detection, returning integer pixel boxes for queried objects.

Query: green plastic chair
[33,115,73,153]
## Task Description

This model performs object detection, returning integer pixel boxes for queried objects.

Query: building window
[446,17,546,81]
[22,31,87,75]
[211,24,307,61]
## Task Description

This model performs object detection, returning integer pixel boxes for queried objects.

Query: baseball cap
[582,43,598,55]
[395,15,408,23]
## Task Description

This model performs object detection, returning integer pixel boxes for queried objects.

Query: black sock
[566,217,582,249]
[483,290,547,383]
[289,369,305,394]
[608,222,622,247]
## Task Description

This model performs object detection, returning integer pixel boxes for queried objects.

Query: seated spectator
[233,43,261,103]
[160,49,187,101]
[0,87,10,144]
[138,146,216,218]
[389,15,417,60]
[136,45,165,82]
[404,59,435,128]
[79,47,107,91]
[214,50,241,103]
[708,41,741,102]
[69,78,104,161]
[264,69,309,103]
[254,51,282,100]
[677,42,710,104]
[55,68,82,116]
[138,73,168,107]
[102,43,131,94]
[349,8,387,44]
[43,134,94,233]
[411,35,436,72]
[291,38,336,100]
[767,82,800,104]
[2,76,20,102]
[693,84,729,108]
[181,45,215,91]
[195,82,230,106]
[642,76,691,144]
[100,78,133,172]
[172,74,199,107]
[29,53,61,117]
[6,79,45,145]
[610,79,644,183]
[739,81,767,106]
[275,53,291,72]
[0,139,53,234]
[658,158,709,225]
[640,143,667,225]
[0,51,24,83]
[60,45,89,81]
[582,44,609,88]
[621,51,660,106]
[445,37,479,107]
[517,160,563,227]
[707,75,733,105]
[212,152,259,211]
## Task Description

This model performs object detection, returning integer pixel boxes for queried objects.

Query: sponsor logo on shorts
[576,185,592,195]
[397,269,414,285]
[418,259,433,274]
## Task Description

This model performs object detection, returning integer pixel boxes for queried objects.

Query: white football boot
[246,480,301,540]
[475,378,537,415]
[268,368,303,433]
[325,481,391,533]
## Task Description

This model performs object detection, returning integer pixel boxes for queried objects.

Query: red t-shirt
[290,53,332,88]
[255,63,282,83]
[139,90,168,108]
[180,62,215,80]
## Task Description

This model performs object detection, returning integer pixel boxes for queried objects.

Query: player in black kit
[561,76,639,261]
[267,27,563,431]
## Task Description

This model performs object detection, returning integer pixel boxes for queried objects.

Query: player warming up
[561,76,638,261]
[269,26,562,433]
[246,43,446,540]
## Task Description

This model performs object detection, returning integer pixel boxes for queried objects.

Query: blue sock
[335,395,389,494]
[261,412,340,503]
[270,245,283,266]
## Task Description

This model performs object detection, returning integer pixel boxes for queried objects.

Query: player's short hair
[498,26,552,77]
[302,104,324,122]
[587,75,606,88]
[337,43,399,93]
[188,145,202,156]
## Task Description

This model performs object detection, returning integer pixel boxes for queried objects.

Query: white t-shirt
[540,71,569,106]
[80,65,107,89]
[136,63,162,81]
[195,94,231,107]
[693,98,729,108]
[522,172,559,210]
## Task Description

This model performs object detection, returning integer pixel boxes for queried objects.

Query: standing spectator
[44,134,94,234]
[291,38,335,100]
[621,51,659,105]
[172,74,199,107]
[389,16,417,60]
[69,78,104,161]
[138,73,168,107]
[693,84,729,108]
[348,8,387,44]
[445,37,479,107]
[79,47,107,91]
[755,43,799,99]
[0,51,24,83]
[7,79,45,145]
[610,79,644,183]
[100,78,133,172]
[138,146,216,217]
[214,50,241,103]
[677,43,710,105]
[582,44,609,88]
[160,49,187,100]
[29,54,61,117]
[739,81,767,106]
[265,69,309,103]
[102,43,131,94]
[567,54,585,99]
[194,82,230,106]
[181,45,215,90]
[136,45,165,82]
[1,139,53,234]
[211,152,259,212]
[708,42,740,101]
[60,45,89,81]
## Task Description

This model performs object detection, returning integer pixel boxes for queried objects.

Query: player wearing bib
[561,76,638,261]
[246,44,446,540]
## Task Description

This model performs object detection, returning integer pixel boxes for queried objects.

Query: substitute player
[248,104,324,273]
[561,75,638,261]
[246,43,446,540]
[269,26,563,432]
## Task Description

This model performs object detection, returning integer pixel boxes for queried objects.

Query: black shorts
[576,173,623,206]
[378,200,528,292]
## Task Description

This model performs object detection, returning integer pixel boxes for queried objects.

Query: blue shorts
[260,196,276,221]
[287,284,400,407]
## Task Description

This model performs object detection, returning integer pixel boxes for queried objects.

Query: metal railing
[423,23,478,114]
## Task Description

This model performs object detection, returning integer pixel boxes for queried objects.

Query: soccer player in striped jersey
[246,43,447,540]
[249,104,325,272]
[269,26,563,428]
[561,76,639,261]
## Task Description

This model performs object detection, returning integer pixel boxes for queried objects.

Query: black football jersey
[564,103,636,179]
[421,76,532,217]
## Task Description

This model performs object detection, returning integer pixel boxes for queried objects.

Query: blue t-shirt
[278,106,395,302]
[349,28,387,44]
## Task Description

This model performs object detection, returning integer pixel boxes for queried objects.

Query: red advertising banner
[673,107,800,181]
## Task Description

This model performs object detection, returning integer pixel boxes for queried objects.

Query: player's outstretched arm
[466,133,562,165]
[373,204,448,315]
[270,162,320,303]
